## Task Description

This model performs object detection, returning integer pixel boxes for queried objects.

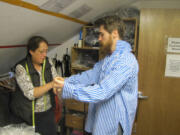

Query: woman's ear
[29,50,33,56]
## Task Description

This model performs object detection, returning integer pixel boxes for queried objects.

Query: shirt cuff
[62,81,74,99]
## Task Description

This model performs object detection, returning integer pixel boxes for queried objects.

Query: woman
[11,36,59,135]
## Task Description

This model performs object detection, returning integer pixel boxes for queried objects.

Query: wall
[47,35,79,61]
[0,1,81,74]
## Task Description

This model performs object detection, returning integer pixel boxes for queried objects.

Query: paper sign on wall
[165,54,180,77]
[167,38,180,53]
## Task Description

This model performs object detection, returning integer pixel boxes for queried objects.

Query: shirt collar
[114,40,132,53]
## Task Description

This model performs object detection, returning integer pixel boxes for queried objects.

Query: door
[136,9,180,135]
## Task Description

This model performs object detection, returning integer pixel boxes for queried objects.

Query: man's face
[98,25,113,58]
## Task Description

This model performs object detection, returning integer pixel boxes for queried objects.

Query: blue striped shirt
[62,40,139,135]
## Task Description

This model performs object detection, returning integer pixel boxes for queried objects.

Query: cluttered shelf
[71,47,99,72]
[82,17,138,54]
[73,46,99,50]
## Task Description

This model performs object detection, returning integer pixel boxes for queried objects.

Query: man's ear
[112,29,119,39]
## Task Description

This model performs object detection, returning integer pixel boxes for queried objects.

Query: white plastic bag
[0,123,40,135]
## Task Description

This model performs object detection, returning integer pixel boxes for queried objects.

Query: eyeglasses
[38,49,48,54]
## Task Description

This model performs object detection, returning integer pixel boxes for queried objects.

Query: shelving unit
[123,18,138,55]
[65,47,99,135]
[71,47,100,74]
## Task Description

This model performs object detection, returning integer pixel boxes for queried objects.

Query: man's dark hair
[27,36,48,54]
[94,15,125,39]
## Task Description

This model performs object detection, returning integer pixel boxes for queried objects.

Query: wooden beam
[0,0,88,25]
[0,44,61,48]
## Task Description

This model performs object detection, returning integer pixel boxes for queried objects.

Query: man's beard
[99,36,113,59]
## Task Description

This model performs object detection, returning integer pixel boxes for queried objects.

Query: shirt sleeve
[62,60,135,103]
[15,64,35,100]
[65,60,103,86]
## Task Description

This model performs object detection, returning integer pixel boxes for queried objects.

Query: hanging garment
[55,60,64,77]
[63,48,71,77]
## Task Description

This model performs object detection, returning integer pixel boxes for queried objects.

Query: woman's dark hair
[27,36,48,55]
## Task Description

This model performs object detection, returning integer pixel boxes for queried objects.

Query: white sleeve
[15,64,35,100]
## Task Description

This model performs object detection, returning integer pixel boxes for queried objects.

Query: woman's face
[29,41,48,64]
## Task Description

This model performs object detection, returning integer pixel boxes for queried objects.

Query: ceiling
[21,0,180,22]
[0,0,179,74]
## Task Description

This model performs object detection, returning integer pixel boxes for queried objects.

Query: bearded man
[55,16,139,135]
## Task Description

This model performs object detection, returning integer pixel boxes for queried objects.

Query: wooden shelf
[71,66,91,71]
[73,46,99,50]
[65,113,85,129]
[123,18,138,53]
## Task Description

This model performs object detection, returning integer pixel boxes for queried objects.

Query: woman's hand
[53,88,62,95]
[53,88,57,95]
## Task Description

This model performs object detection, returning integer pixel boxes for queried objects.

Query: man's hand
[54,77,64,89]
